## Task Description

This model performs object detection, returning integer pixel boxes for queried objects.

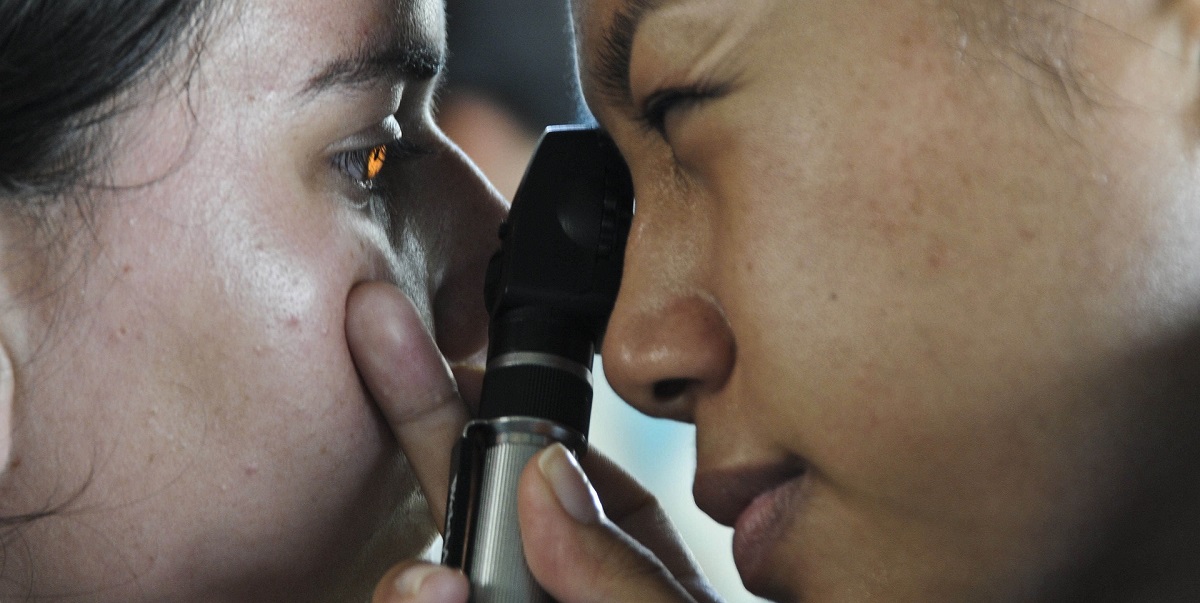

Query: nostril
[653,378,692,401]
[604,293,735,420]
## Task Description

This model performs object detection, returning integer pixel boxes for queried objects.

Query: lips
[693,460,806,588]
[693,461,805,526]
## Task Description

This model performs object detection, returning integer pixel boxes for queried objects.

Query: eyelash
[636,84,725,137]
[330,137,430,214]
[333,141,401,189]
[333,137,430,201]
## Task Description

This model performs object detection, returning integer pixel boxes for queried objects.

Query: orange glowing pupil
[365,145,387,179]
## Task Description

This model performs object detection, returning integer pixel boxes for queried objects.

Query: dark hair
[0,0,211,202]
[0,1,214,593]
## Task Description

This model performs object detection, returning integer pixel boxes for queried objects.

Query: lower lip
[731,478,801,586]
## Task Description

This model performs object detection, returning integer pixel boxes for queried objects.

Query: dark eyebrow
[301,36,445,98]
[591,0,665,107]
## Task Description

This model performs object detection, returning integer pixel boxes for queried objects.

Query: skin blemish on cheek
[108,325,141,344]
[926,237,950,270]
[892,21,940,73]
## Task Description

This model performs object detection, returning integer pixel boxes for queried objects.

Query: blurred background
[436,1,763,601]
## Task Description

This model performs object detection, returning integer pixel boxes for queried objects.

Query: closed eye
[635,83,727,138]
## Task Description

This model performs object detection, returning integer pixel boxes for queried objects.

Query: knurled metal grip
[443,418,586,603]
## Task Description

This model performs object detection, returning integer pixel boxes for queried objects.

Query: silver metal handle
[444,417,586,603]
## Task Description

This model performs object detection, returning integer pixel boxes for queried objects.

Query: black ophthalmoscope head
[478,125,634,437]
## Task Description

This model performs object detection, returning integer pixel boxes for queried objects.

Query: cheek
[174,184,390,452]
[46,177,412,550]
[699,44,1163,526]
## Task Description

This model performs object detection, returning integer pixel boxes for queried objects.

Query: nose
[601,210,736,423]
[425,133,509,362]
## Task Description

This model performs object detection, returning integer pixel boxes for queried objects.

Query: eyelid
[635,82,727,137]
[330,115,433,194]
[639,88,694,134]
[333,138,430,186]
[333,114,402,153]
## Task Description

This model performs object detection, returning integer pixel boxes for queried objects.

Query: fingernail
[537,443,602,524]
[393,564,441,597]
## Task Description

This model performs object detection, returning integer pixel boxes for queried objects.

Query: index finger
[581,450,724,603]
[346,281,471,530]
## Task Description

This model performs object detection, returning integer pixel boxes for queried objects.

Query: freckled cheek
[208,231,373,407]
[246,250,331,333]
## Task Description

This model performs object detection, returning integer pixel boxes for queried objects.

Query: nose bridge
[624,173,710,295]
[438,137,510,247]
[427,135,509,361]
[601,180,734,421]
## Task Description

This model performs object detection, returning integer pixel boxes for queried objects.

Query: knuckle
[585,526,685,601]
[390,385,462,427]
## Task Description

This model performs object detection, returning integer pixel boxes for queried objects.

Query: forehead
[568,0,658,100]
[567,0,1071,91]
[569,0,636,52]
[209,0,445,93]
[570,0,760,106]
[251,0,446,46]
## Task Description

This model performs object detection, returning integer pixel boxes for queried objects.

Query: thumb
[518,444,699,603]
[372,561,469,603]
[346,281,471,529]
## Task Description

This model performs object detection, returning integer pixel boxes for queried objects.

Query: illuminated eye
[334,144,390,189]
[365,145,386,180]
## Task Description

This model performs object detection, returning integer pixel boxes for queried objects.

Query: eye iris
[365,145,387,180]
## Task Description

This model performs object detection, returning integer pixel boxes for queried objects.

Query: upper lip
[693,459,806,527]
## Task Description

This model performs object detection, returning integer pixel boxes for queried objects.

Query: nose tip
[602,293,735,421]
